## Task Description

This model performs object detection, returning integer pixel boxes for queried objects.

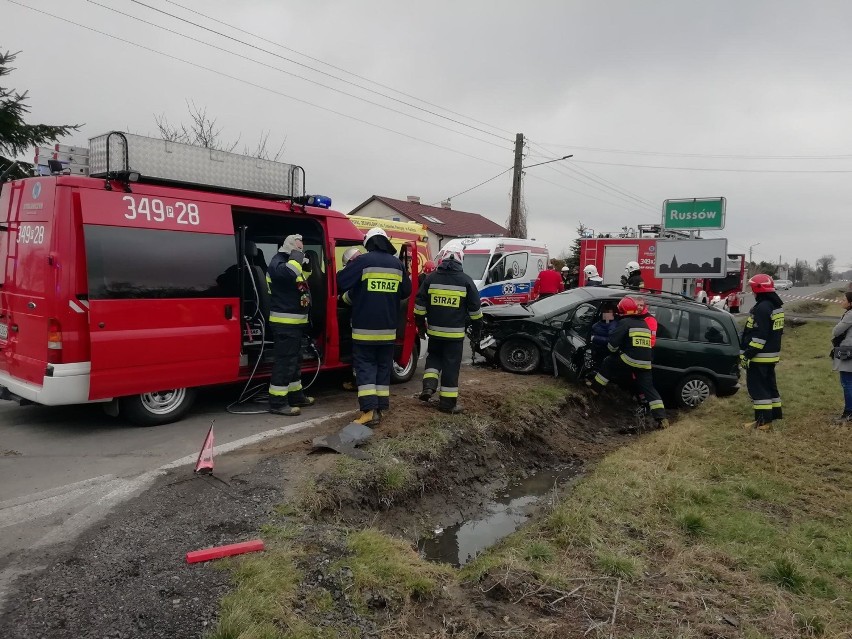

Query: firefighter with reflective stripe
[589,296,668,427]
[337,227,411,426]
[267,234,315,416]
[740,274,784,431]
[414,250,482,414]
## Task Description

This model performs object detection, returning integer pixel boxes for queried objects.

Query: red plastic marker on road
[186,539,265,564]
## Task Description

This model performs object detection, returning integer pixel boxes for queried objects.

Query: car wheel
[391,341,420,383]
[675,374,715,408]
[498,338,541,374]
[119,388,197,426]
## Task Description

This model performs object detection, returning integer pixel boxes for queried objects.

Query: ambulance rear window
[84,226,235,299]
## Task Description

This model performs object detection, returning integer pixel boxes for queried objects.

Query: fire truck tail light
[47,318,63,363]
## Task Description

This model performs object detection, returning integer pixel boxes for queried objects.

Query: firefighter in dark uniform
[622,260,644,289]
[589,296,669,428]
[337,227,411,426]
[267,234,315,416]
[414,250,483,414]
[740,274,784,431]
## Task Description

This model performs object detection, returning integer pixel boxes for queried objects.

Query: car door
[553,302,598,380]
[81,189,241,400]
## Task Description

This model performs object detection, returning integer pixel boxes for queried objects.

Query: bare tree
[153,101,285,159]
[243,130,286,161]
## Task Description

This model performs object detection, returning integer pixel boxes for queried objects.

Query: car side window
[676,310,692,342]
[569,303,598,337]
[698,314,731,345]
[649,305,681,340]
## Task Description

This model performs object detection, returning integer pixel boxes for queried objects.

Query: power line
[160,0,516,138]
[7,0,506,169]
[125,0,513,143]
[431,167,513,205]
[534,142,852,160]
[525,172,642,216]
[526,142,660,212]
[571,159,852,174]
[85,0,510,152]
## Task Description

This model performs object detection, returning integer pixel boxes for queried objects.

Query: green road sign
[663,197,726,230]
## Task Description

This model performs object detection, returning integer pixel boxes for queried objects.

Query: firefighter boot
[438,397,463,415]
[418,388,435,402]
[353,410,381,427]
[657,418,670,429]
[742,420,772,431]
[290,396,315,408]
[585,379,601,397]
[270,406,301,417]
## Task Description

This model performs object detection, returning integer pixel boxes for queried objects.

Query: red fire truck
[0,132,420,425]
[578,225,745,311]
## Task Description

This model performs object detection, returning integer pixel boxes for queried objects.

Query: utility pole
[508,133,525,238]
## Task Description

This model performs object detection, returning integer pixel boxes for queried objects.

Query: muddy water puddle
[419,466,579,566]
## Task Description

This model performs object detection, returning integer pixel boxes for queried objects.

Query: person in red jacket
[635,296,657,346]
[532,262,564,300]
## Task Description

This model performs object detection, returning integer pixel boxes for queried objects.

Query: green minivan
[476,287,741,407]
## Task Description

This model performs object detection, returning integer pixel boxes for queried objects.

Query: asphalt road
[739,283,844,315]
[0,365,428,605]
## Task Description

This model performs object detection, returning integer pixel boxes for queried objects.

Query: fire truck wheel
[674,374,715,409]
[120,388,197,426]
[391,341,420,384]
[498,338,541,374]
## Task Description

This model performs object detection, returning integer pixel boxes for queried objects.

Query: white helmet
[561,266,569,272]
[625,260,640,274]
[441,249,464,264]
[364,227,388,242]
[342,247,361,265]
[583,264,599,278]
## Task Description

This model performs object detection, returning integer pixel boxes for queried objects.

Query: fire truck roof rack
[86,131,306,201]
[599,284,702,306]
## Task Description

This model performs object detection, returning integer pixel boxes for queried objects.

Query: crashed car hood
[483,304,534,320]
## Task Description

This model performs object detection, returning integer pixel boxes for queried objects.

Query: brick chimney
[406,195,421,204]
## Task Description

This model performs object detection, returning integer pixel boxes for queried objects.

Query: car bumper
[0,362,110,406]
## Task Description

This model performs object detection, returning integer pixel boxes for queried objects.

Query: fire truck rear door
[79,189,241,400]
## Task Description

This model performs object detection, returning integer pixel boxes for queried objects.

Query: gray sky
[5,0,852,269]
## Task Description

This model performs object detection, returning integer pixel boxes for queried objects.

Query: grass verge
[464,322,852,637]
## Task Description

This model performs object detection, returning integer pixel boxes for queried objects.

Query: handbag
[836,346,852,361]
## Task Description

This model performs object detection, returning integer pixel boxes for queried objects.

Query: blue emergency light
[307,195,332,208]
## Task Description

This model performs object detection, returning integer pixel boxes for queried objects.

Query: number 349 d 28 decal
[122,196,200,225]
[17,224,45,244]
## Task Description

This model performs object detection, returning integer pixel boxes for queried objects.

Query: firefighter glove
[415,317,427,339]
[740,354,749,369]
[289,249,305,265]
[470,321,483,340]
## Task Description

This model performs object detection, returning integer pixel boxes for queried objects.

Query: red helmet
[748,274,775,293]
[617,296,640,316]
[423,260,436,273]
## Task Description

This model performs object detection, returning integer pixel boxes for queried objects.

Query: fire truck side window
[84,226,235,299]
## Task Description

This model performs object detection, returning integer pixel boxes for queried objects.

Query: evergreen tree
[1,50,80,180]
[565,222,588,271]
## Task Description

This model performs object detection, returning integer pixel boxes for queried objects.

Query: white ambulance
[437,237,549,306]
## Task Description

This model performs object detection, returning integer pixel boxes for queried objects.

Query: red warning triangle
[194,422,215,474]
